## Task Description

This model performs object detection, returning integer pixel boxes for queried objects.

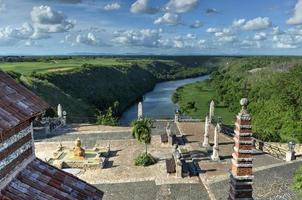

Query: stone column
[211,123,221,161]
[202,115,210,148]
[138,102,143,120]
[57,104,63,118]
[209,100,215,122]
[229,98,253,200]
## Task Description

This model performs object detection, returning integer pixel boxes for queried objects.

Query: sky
[0,0,302,55]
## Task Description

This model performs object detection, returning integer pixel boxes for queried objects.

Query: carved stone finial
[74,138,85,158]
[240,98,249,111]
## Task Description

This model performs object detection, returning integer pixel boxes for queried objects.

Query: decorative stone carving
[202,115,210,148]
[211,123,221,161]
[73,138,85,158]
[229,98,254,200]
[209,100,215,122]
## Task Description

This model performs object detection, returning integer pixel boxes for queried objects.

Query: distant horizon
[1,53,302,57]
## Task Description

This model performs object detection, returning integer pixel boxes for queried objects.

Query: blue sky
[0,0,302,55]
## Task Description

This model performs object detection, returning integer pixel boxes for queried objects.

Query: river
[119,75,209,125]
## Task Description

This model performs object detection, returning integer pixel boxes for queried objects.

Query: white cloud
[242,17,271,30]
[165,0,198,13]
[254,32,267,41]
[272,26,284,35]
[31,6,75,33]
[104,3,121,11]
[275,42,297,49]
[154,13,181,25]
[239,40,261,49]
[206,28,220,33]
[218,35,237,43]
[167,35,206,49]
[0,23,34,45]
[232,19,246,28]
[130,0,158,14]
[112,29,161,47]
[76,32,100,46]
[190,20,202,28]
[186,33,196,39]
[272,34,298,49]
[287,0,302,25]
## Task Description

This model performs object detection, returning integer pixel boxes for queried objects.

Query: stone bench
[161,134,168,143]
[166,157,176,173]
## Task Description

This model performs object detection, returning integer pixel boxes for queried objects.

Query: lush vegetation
[131,118,156,166]
[210,56,302,143]
[134,152,157,166]
[173,56,302,142]
[172,80,234,124]
[1,56,219,124]
[293,166,302,198]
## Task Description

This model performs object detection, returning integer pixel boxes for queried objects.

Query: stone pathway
[95,181,210,200]
[176,121,301,200]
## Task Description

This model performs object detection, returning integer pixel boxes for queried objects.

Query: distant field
[0,58,158,75]
[173,81,235,124]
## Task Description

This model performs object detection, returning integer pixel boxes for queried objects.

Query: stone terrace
[34,121,301,199]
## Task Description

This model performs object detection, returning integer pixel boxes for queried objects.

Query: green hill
[2,56,220,123]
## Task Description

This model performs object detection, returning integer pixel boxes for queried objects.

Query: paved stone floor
[34,121,301,199]
[34,121,178,148]
[210,161,302,200]
[177,122,284,183]
[95,181,210,200]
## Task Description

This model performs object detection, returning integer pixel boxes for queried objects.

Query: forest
[210,56,302,143]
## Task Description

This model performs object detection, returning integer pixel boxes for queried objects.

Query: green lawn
[0,58,136,75]
[174,81,235,124]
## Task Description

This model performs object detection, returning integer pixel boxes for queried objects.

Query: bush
[134,153,157,166]
[293,166,302,197]
[96,106,118,126]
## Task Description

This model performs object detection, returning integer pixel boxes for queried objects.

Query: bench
[161,133,168,143]
[166,157,176,173]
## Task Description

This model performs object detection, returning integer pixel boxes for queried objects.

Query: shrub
[293,166,302,197]
[134,153,157,166]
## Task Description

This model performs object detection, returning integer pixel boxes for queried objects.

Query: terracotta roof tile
[1,158,104,200]
[0,71,49,136]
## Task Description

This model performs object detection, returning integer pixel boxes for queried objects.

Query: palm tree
[131,118,152,154]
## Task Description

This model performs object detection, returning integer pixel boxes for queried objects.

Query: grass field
[173,81,235,124]
[0,58,161,75]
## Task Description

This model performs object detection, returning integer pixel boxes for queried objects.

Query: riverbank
[172,80,234,124]
[4,56,221,123]
[120,75,209,125]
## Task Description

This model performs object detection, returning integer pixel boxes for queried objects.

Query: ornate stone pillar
[229,98,253,200]
[209,100,215,122]
[202,114,210,148]
[138,102,143,120]
[211,123,221,161]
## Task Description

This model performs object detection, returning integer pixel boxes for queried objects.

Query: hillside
[1,56,220,123]
[174,56,302,143]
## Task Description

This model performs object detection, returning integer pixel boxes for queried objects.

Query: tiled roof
[0,71,49,135]
[0,158,104,200]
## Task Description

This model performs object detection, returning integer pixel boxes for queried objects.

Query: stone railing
[177,114,203,123]
[41,117,66,134]
[254,139,288,160]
